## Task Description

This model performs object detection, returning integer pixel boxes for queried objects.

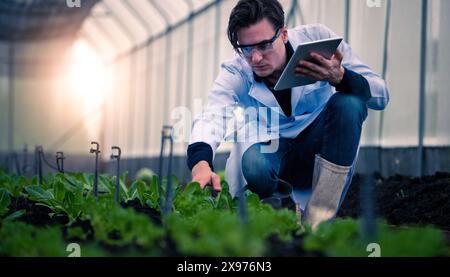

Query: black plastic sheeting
[0,0,99,41]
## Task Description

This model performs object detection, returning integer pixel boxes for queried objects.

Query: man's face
[237,18,288,78]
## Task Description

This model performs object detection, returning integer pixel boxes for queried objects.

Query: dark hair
[227,0,285,50]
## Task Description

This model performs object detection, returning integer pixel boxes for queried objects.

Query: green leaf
[62,185,84,223]
[0,188,12,216]
[53,180,66,203]
[135,180,148,206]
[142,176,161,210]
[303,218,448,257]
[128,180,140,200]
[83,199,164,249]
[82,173,94,188]
[66,226,90,240]
[245,192,261,208]
[25,185,55,203]
[150,175,160,196]
[64,174,82,192]
[0,175,28,198]
[0,221,67,257]
[98,175,114,194]
[118,171,130,200]
[184,182,202,194]
[3,209,25,222]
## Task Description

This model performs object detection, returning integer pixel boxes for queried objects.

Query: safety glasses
[236,28,281,58]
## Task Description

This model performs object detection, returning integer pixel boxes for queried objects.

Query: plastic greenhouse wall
[0,0,449,180]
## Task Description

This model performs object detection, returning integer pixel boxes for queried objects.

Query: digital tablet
[274,37,343,91]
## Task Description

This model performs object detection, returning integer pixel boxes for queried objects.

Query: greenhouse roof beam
[101,1,136,45]
[147,0,172,29]
[112,0,221,64]
[0,0,98,41]
[91,16,122,54]
[123,0,152,36]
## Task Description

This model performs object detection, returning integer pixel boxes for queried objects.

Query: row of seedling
[1,126,177,214]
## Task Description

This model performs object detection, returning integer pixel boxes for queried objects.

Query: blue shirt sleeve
[334,67,372,101]
[187,142,214,171]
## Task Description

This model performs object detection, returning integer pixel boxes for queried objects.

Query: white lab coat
[189,24,390,196]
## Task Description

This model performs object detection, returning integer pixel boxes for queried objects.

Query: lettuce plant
[0,188,11,217]
[0,173,28,198]
[81,198,164,251]
[0,221,67,257]
[303,218,449,257]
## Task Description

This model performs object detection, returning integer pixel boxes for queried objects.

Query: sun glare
[65,39,111,140]
[68,39,110,113]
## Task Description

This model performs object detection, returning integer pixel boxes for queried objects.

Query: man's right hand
[191,161,222,192]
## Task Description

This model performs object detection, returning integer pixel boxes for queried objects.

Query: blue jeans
[241,93,368,199]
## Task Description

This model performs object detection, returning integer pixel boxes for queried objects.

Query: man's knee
[241,144,277,198]
[327,93,368,123]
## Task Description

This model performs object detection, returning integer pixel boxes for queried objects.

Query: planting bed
[339,172,450,231]
[1,170,449,257]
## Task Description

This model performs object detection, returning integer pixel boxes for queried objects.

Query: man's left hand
[295,49,345,86]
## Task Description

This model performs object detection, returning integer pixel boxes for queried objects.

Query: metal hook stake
[22,144,28,174]
[159,126,174,216]
[164,137,174,215]
[13,152,21,176]
[111,146,122,204]
[35,146,43,186]
[360,173,377,242]
[4,154,12,175]
[6,152,21,176]
[235,140,247,226]
[34,146,38,176]
[5,152,21,175]
[90,142,101,198]
[56,152,65,173]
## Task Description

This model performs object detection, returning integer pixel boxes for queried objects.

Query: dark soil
[4,196,69,226]
[162,234,182,257]
[338,172,450,231]
[265,234,324,257]
[62,219,94,241]
[121,198,162,224]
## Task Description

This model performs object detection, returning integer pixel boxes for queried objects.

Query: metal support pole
[158,126,174,215]
[34,146,38,176]
[286,0,298,28]
[102,2,137,159]
[163,34,172,124]
[164,129,174,216]
[418,0,428,177]
[111,146,122,204]
[235,138,247,226]
[22,144,28,174]
[360,174,376,242]
[8,41,14,152]
[90,142,101,197]
[56,152,65,173]
[344,0,351,43]
[148,0,172,125]
[142,44,153,156]
[297,0,305,25]
[90,17,122,148]
[185,1,194,111]
[123,0,154,158]
[213,0,222,78]
[36,146,43,185]
[378,0,392,175]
